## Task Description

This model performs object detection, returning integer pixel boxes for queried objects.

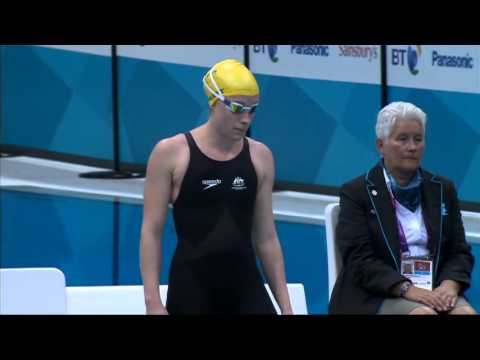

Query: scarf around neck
[383,162,423,212]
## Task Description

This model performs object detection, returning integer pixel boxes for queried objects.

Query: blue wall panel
[1,45,113,160]
[1,190,114,285]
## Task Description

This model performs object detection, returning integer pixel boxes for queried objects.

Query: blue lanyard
[383,169,410,257]
[387,190,410,258]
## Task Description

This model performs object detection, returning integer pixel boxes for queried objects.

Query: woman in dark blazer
[328,101,476,315]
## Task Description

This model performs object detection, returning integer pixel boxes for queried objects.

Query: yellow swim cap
[203,59,259,106]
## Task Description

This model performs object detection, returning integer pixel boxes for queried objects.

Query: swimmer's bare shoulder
[148,134,189,173]
[146,134,190,203]
[246,137,274,182]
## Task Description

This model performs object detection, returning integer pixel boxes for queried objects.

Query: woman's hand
[433,280,460,310]
[404,286,450,312]
[281,306,294,315]
[146,303,169,315]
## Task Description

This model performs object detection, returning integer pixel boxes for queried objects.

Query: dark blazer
[328,162,474,314]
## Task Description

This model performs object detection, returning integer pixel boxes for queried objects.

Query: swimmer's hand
[146,303,169,315]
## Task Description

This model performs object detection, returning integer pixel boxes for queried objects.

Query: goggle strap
[209,68,224,99]
[202,67,225,102]
[202,75,224,102]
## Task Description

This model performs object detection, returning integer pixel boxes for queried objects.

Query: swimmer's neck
[193,123,244,153]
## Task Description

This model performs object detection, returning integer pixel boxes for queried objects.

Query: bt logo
[391,45,422,75]
[253,45,279,63]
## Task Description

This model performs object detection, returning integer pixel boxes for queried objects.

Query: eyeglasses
[203,68,259,114]
[221,98,259,114]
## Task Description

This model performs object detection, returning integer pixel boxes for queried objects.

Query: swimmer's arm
[140,140,173,315]
[251,143,293,315]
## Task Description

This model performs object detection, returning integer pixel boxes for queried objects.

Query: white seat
[0,268,67,314]
[66,283,308,315]
[265,283,308,315]
[325,203,342,300]
[66,285,168,315]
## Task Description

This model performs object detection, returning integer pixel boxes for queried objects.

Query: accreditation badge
[400,258,433,291]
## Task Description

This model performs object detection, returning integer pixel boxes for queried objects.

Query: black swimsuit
[165,132,276,314]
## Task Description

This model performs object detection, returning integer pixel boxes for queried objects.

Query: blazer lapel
[365,163,401,271]
[420,169,443,275]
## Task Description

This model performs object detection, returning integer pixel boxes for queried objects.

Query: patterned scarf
[384,164,422,212]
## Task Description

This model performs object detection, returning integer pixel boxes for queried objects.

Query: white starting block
[1,267,308,315]
[66,283,308,315]
[0,267,67,314]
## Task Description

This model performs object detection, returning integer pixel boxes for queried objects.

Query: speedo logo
[202,179,222,190]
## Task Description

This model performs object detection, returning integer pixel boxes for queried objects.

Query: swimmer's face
[213,95,259,140]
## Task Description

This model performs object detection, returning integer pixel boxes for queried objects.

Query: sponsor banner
[249,45,381,85]
[36,45,112,57]
[117,45,244,67]
[388,45,480,94]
